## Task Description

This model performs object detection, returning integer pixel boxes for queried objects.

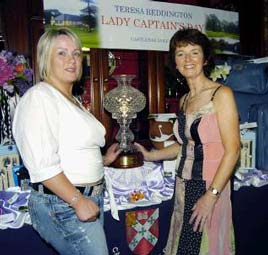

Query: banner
[44,0,239,53]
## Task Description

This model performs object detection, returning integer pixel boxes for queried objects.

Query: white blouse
[12,82,106,184]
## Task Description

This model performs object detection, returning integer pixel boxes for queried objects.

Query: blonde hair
[37,27,83,81]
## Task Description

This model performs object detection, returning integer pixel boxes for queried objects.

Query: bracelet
[69,189,81,207]
[208,186,221,197]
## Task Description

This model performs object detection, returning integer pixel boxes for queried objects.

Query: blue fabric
[215,56,268,173]
[104,200,173,255]
[28,189,108,255]
[223,62,268,94]
[248,103,268,171]
[232,92,268,122]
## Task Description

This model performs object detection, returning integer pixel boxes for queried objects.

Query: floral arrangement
[129,190,145,203]
[210,62,231,82]
[0,50,33,99]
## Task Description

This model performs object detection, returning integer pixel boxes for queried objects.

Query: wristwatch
[208,186,221,196]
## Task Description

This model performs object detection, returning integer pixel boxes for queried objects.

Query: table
[0,162,175,254]
[0,200,173,255]
[0,224,56,255]
[104,200,173,255]
[232,184,268,255]
[1,179,268,254]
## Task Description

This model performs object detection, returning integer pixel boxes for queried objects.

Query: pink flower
[0,58,15,86]
[0,50,33,96]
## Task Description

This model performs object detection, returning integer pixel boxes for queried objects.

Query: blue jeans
[28,189,108,255]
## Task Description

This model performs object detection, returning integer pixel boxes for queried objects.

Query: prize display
[104,74,146,168]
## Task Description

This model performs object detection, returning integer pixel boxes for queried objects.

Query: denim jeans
[28,189,108,255]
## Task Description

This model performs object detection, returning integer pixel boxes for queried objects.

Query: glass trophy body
[104,74,146,168]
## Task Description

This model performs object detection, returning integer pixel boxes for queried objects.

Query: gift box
[237,122,257,170]
[0,144,21,190]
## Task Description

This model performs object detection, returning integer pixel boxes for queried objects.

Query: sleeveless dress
[165,87,235,255]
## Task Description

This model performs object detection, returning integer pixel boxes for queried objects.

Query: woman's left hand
[189,191,218,232]
[103,143,121,166]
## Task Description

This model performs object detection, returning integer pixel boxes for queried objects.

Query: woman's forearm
[209,147,240,193]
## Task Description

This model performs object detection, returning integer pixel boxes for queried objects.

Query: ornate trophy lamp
[104,74,146,168]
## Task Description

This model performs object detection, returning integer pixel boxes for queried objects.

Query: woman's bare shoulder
[212,83,234,97]
[213,84,237,111]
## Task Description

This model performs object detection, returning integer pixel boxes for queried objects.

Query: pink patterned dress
[165,88,235,255]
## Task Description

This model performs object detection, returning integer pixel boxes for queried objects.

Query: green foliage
[70,26,100,48]
[205,14,239,34]
[46,25,100,48]
[206,31,239,40]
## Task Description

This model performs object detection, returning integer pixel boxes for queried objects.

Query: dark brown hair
[168,28,215,79]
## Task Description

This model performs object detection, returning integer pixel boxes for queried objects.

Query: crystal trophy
[104,74,146,168]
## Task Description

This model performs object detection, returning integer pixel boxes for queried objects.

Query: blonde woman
[13,27,120,255]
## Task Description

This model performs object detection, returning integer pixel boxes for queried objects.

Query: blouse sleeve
[12,88,62,183]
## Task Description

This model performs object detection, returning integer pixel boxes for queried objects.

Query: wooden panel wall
[1,0,29,54]
[147,51,165,114]
[0,0,44,82]
[89,49,113,142]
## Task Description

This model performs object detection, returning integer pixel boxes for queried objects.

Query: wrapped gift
[237,122,257,170]
[0,144,21,190]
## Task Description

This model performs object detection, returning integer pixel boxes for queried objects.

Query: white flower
[210,62,231,81]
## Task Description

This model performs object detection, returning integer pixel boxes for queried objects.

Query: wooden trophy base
[112,151,144,169]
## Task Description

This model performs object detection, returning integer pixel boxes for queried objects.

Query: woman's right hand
[73,195,100,222]
[134,142,152,161]
[42,174,100,222]
[135,142,180,162]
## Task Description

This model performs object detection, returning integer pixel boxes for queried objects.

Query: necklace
[62,93,83,110]
[63,93,78,104]
[184,85,214,113]
[46,82,84,110]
